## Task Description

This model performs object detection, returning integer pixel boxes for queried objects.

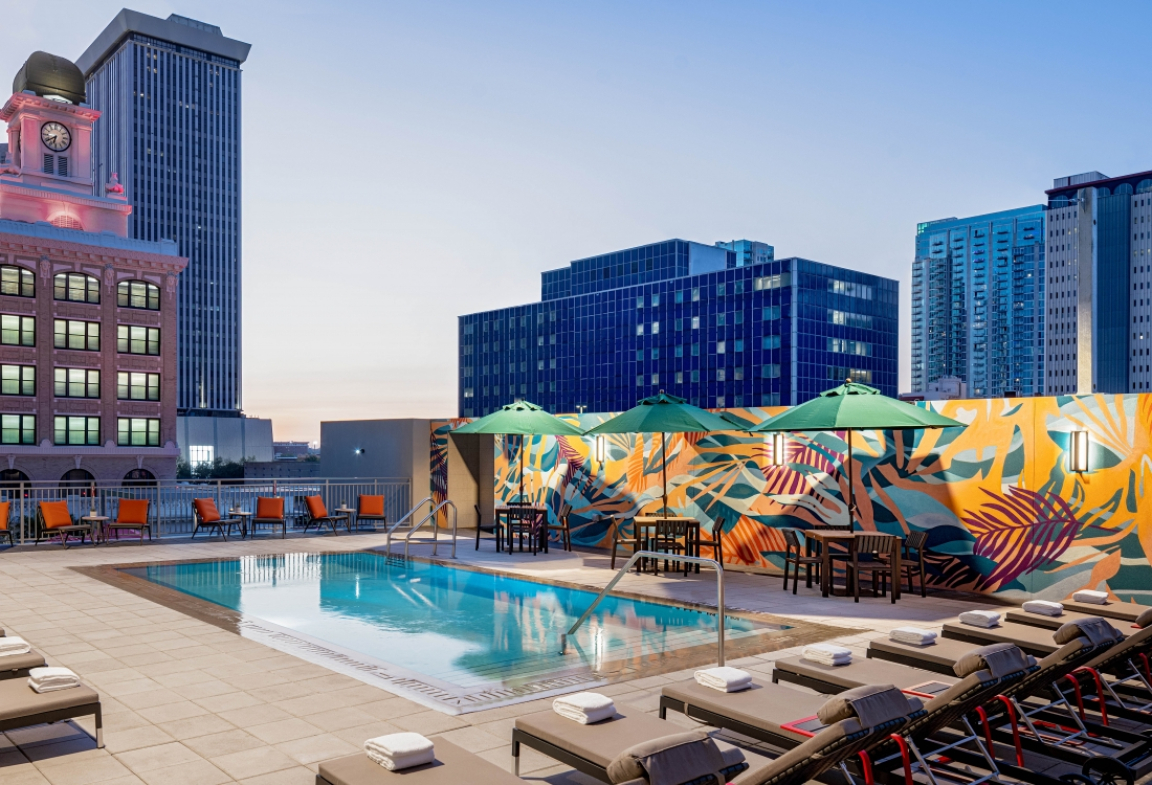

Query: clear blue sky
[5,1,1151,441]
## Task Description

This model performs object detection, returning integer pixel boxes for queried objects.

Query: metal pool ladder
[382,499,459,559]
[559,551,725,666]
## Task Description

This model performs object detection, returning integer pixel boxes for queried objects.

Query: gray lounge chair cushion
[953,643,1034,679]
[0,651,47,676]
[1137,609,1152,629]
[606,729,748,785]
[0,677,99,723]
[318,738,523,785]
[774,654,958,693]
[815,684,914,727]
[1053,617,1120,646]
[516,710,690,769]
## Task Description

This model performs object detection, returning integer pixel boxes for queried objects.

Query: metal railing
[560,550,725,666]
[2,477,410,543]
[393,500,458,560]
[382,496,432,552]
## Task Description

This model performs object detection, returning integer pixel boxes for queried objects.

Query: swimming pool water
[130,552,784,699]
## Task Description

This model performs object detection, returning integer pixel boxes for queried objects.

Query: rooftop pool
[126,552,793,713]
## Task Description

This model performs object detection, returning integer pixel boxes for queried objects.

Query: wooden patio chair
[686,516,725,573]
[34,501,92,548]
[474,504,501,550]
[848,534,897,604]
[647,518,692,575]
[106,498,151,544]
[610,516,643,570]
[191,498,242,541]
[250,497,287,539]
[899,530,929,598]
[781,528,821,594]
[545,502,573,551]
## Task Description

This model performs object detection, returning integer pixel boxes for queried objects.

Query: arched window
[1137,179,1152,194]
[0,468,29,498]
[1116,183,1134,196]
[59,468,96,496]
[54,272,99,304]
[0,266,35,298]
[1096,186,1111,197]
[117,280,160,311]
[122,468,156,487]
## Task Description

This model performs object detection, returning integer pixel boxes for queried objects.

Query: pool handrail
[560,550,725,666]
[383,496,433,552]
[401,499,458,560]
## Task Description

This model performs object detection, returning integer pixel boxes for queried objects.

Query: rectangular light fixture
[595,435,605,464]
[771,433,786,466]
[1069,430,1089,473]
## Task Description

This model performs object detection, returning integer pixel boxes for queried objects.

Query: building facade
[459,239,899,416]
[77,10,250,417]
[0,52,186,482]
[1045,170,1152,395]
[911,206,1046,398]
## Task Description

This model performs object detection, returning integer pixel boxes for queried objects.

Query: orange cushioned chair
[35,500,92,549]
[302,495,348,535]
[355,494,386,531]
[107,499,151,545]
[0,501,11,548]
[191,498,242,541]
[251,496,286,539]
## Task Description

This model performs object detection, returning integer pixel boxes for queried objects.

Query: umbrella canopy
[750,381,964,529]
[454,400,582,501]
[585,392,735,514]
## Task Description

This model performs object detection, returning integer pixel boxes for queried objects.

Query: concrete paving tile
[182,729,266,759]
[273,732,358,766]
[247,718,324,745]
[390,710,469,736]
[435,725,507,753]
[154,713,238,741]
[35,754,133,785]
[100,725,175,754]
[116,741,203,773]
[237,767,317,785]
[194,691,265,714]
[135,700,212,724]
[217,704,295,728]
[136,758,231,785]
[296,707,379,733]
[210,745,300,780]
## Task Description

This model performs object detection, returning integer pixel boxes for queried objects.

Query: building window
[118,418,160,447]
[117,280,160,310]
[117,325,160,355]
[1,365,34,396]
[54,368,100,399]
[123,468,156,487]
[54,320,99,351]
[652,321,659,334]
[762,364,781,378]
[691,316,700,329]
[830,338,871,356]
[762,306,780,321]
[636,324,644,336]
[0,414,34,445]
[53,273,100,304]
[0,266,35,298]
[763,335,780,349]
[1,315,34,347]
[734,339,744,352]
[717,341,726,354]
[54,415,100,446]
[691,287,700,302]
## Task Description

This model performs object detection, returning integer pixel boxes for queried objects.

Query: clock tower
[0,51,129,235]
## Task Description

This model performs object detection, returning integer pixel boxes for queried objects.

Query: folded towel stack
[694,666,753,693]
[890,627,937,646]
[803,643,852,666]
[0,636,31,657]
[28,667,79,694]
[364,733,435,771]
[1073,590,1108,605]
[959,610,1001,628]
[553,692,616,724]
[1022,600,1064,617]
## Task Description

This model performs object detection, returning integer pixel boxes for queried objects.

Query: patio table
[495,505,547,554]
[631,516,700,573]
[805,529,901,600]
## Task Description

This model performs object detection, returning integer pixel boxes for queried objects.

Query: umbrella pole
[847,432,855,531]
[519,436,525,502]
[662,432,669,515]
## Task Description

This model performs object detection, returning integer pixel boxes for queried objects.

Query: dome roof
[13,52,85,105]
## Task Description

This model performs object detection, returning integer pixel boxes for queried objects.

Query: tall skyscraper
[77,10,250,417]
[911,206,1046,398]
[459,239,899,416]
[1045,170,1152,394]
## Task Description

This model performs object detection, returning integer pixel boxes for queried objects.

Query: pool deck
[0,531,1009,784]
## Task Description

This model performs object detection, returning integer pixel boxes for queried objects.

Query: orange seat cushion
[117,499,149,525]
[358,495,384,516]
[0,501,9,531]
[256,497,284,519]
[305,495,327,518]
[40,501,73,529]
[193,498,221,523]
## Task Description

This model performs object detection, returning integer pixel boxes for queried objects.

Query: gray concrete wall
[320,419,430,492]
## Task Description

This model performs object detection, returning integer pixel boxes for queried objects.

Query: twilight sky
[4,1,1152,442]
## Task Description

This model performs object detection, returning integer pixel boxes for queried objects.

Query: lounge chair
[355,495,387,531]
[1061,598,1152,623]
[0,632,47,679]
[513,684,924,783]
[33,501,92,548]
[106,498,151,544]
[250,497,287,539]
[941,616,1126,656]
[0,677,102,748]
[301,495,349,535]
[0,500,13,548]
[191,499,242,541]
[318,737,525,784]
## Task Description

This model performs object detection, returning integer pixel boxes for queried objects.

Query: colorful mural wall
[431,393,1152,601]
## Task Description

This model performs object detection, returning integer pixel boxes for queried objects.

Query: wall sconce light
[354,448,365,455]
[595,435,606,464]
[1069,430,1089,473]
[771,433,786,466]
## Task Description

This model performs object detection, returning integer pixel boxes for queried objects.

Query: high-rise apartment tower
[77,10,250,417]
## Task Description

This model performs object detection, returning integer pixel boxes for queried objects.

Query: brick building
[0,52,186,483]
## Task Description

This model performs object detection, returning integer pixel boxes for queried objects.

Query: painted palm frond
[963,487,1082,588]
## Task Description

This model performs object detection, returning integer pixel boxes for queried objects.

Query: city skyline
[4,1,1152,441]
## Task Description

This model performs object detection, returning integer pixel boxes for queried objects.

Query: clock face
[41,122,71,152]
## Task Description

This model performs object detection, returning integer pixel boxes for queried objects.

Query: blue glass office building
[79,11,250,417]
[459,240,898,416]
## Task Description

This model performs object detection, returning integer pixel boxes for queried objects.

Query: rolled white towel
[28,666,79,694]
[0,636,31,656]
[1073,590,1108,605]
[890,627,937,646]
[553,692,616,724]
[1022,600,1064,617]
[694,666,753,693]
[803,643,852,666]
[364,732,435,771]
[959,610,1001,628]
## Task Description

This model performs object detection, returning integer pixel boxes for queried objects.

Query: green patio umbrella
[454,400,584,501]
[584,391,735,514]
[751,380,964,529]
